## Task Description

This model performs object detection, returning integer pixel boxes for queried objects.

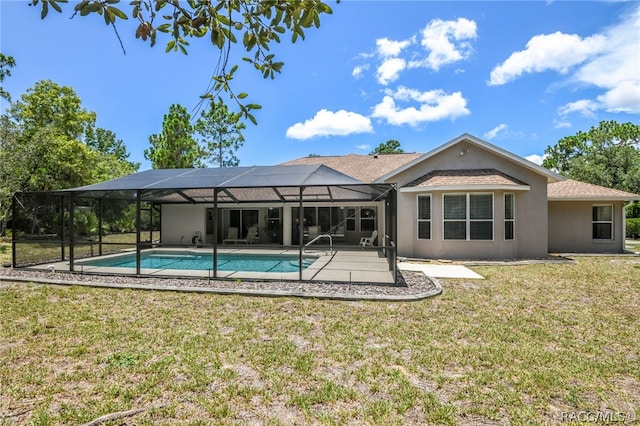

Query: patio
[11,164,398,284]
[26,247,397,284]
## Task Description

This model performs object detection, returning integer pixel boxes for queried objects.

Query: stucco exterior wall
[161,204,207,245]
[390,140,550,259]
[548,201,626,253]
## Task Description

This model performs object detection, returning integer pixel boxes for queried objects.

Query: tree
[543,121,640,194]
[29,0,336,124]
[0,80,139,235]
[196,100,245,167]
[85,126,140,181]
[371,139,404,154]
[0,53,16,102]
[11,79,96,141]
[144,104,205,169]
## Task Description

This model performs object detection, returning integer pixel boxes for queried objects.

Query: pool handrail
[304,234,333,255]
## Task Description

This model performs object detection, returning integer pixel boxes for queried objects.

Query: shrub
[626,218,640,239]
[627,201,640,218]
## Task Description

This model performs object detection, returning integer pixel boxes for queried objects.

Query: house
[284,133,639,258]
[11,134,638,277]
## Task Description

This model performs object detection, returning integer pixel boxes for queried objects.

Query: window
[346,208,356,231]
[360,207,376,232]
[444,194,466,239]
[504,193,515,241]
[592,205,613,240]
[443,193,493,240]
[417,195,431,239]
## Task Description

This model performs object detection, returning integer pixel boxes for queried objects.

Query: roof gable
[281,153,422,183]
[374,133,564,184]
[402,169,530,192]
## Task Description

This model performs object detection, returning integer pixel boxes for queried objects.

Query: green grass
[1,257,639,424]
[627,239,640,252]
[0,242,9,265]
[11,232,159,267]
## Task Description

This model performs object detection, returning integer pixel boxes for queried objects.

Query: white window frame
[443,193,494,241]
[417,194,431,240]
[504,193,515,241]
[592,204,614,240]
[359,207,377,233]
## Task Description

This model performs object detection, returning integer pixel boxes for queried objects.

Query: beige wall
[390,140,550,259]
[548,201,626,253]
[161,202,386,246]
[161,204,207,245]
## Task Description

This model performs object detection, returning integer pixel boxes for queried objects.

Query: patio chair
[246,225,259,244]
[307,225,320,240]
[359,230,377,247]
[190,231,201,246]
[223,227,240,244]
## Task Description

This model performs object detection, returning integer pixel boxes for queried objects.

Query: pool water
[78,251,315,273]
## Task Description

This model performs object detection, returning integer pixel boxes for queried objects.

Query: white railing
[304,234,333,254]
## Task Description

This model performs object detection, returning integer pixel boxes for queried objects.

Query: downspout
[623,201,632,253]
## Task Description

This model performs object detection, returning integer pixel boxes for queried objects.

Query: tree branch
[82,403,166,426]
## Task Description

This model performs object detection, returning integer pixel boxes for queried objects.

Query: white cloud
[352,64,369,78]
[525,154,546,165]
[557,99,598,117]
[286,109,373,140]
[354,18,476,84]
[356,144,370,151]
[410,18,477,71]
[573,8,640,113]
[489,32,607,86]
[484,124,509,140]
[489,7,640,115]
[371,87,470,126]
[554,119,572,129]
[376,58,406,85]
[376,37,412,57]
[597,80,640,113]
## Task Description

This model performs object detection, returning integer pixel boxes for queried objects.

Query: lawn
[1,257,638,425]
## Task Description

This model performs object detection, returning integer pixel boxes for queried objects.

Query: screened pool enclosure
[12,165,398,284]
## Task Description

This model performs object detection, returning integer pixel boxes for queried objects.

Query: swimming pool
[77,250,316,273]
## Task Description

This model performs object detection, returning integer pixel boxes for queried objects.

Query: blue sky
[1,1,639,171]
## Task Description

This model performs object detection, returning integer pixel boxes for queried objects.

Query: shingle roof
[404,169,528,189]
[374,133,564,184]
[548,179,639,200]
[281,153,423,183]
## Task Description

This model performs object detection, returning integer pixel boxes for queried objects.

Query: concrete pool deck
[29,247,399,284]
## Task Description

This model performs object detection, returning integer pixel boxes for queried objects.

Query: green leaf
[107,6,128,20]
[50,1,62,13]
[237,92,248,99]
[40,1,48,19]
[165,39,176,52]
[104,8,115,24]
[74,1,88,12]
